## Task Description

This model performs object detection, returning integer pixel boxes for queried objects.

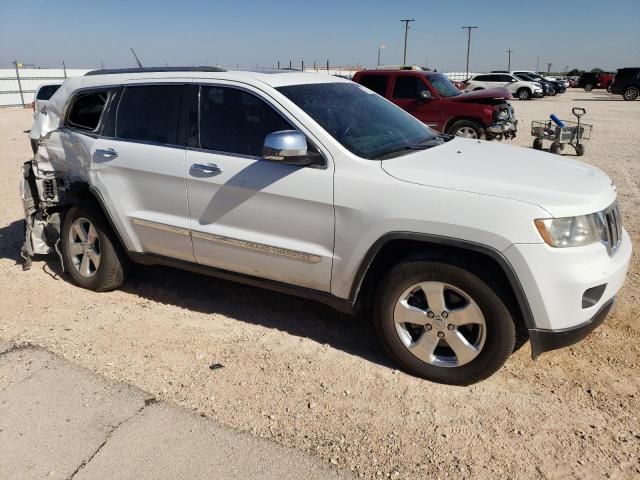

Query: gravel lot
[0,90,638,479]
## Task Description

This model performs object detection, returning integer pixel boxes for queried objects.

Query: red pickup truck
[352,69,517,140]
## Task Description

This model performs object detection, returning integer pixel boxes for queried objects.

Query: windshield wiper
[372,138,444,159]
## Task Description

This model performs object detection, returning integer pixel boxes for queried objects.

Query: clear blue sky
[1,0,638,72]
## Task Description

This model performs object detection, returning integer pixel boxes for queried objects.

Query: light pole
[506,49,514,71]
[401,19,415,66]
[462,26,478,79]
[377,44,386,66]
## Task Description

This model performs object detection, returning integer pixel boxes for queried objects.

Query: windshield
[429,74,461,97]
[517,73,537,82]
[277,82,438,159]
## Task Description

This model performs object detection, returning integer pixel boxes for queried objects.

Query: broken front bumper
[486,120,518,139]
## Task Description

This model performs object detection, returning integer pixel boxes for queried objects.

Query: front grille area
[602,203,623,254]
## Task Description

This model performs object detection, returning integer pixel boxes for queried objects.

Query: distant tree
[567,68,584,76]
[590,67,604,73]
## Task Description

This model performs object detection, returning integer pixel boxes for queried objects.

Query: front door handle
[191,163,222,175]
[95,148,118,159]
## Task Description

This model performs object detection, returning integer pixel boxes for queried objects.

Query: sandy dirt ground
[0,90,638,479]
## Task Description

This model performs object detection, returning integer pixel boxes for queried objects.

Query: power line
[461,26,478,79]
[506,49,514,71]
[401,19,415,66]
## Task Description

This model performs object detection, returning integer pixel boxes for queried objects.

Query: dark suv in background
[610,68,640,101]
[578,72,616,91]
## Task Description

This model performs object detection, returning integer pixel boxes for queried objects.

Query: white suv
[22,67,631,385]
[465,73,543,100]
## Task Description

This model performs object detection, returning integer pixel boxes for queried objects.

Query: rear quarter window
[66,90,110,132]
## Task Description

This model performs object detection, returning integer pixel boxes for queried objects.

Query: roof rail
[85,66,227,76]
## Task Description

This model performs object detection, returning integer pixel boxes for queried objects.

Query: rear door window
[199,86,293,157]
[392,76,428,99]
[358,75,388,96]
[116,85,183,145]
[66,90,110,132]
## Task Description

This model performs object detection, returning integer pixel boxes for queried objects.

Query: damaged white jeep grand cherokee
[22,67,632,385]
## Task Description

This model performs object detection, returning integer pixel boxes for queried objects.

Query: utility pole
[400,19,415,66]
[377,44,386,66]
[62,61,67,78]
[13,60,24,107]
[546,62,552,74]
[506,49,514,71]
[462,26,478,79]
[536,56,540,72]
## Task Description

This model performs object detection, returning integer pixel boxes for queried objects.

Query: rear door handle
[191,163,222,175]
[95,148,118,159]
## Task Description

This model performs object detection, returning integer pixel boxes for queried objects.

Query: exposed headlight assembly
[497,109,510,121]
[534,214,606,247]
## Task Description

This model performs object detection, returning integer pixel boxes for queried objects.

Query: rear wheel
[533,138,543,150]
[61,205,128,291]
[575,143,585,156]
[374,260,515,385]
[517,88,531,100]
[584,83,594,92]
[623,87,639,101]
[447,120,484,139]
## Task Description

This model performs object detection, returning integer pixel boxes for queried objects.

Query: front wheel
[623,87,639,101]
[61,205,129,291]
[533,138,543,150]
[575,143,585,156]
[374,261,516,385]
[447,120,484,139]
[517,88,531,100]
[584,83,594,92]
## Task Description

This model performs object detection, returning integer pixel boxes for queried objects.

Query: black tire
[516,88,531,100]
[374,260,516,385]
[550,142,563,155]
[61,204,128,291]
[533,138,543,150]
[446,120,485,139]
[575,144,585,156]
[584,83,594,92]
[623,87,639,101]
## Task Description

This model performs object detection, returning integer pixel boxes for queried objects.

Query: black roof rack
[85,66,227,76]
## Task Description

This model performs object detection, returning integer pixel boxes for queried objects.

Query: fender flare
[348,232,536,330]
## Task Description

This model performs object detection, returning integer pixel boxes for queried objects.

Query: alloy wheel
[455,127,478,138]
[68,217,101,277]
[393,281,487,367]
[624,88,638,101]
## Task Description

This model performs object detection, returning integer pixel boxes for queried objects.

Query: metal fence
[0,68,89,107]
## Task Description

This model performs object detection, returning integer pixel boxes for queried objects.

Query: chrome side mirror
[263,130,320,166]
[418,90,432,102]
